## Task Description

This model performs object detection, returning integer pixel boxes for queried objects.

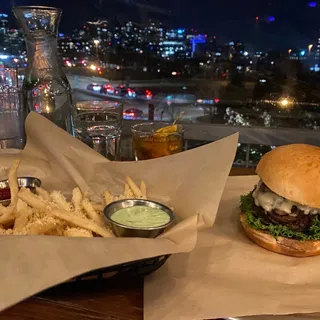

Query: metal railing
[73,85,320,166]
[121,119,320,167]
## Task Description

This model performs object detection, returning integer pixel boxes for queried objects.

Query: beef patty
[251,195,317,232]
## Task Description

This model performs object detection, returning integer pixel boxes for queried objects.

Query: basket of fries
[0,159,172,279]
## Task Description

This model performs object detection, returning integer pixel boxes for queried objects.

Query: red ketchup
[0,188,11,201]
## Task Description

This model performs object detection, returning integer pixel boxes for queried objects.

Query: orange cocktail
[132,123,184,160]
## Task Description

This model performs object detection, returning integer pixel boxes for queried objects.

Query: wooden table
[0,168,256,320]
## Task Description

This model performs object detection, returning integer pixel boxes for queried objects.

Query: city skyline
[0,0,319,50]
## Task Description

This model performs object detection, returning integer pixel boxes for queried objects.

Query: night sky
[1,0,319,50]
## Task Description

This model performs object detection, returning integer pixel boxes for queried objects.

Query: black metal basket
[68,255,171,282]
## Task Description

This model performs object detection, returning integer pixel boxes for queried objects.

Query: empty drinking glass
[0,86,25,149]
[73,101,123,160]
[0,68,18,88]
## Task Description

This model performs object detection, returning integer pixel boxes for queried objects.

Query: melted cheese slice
[252,181,320,215]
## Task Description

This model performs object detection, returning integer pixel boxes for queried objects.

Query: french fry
[14,199,33,232]
[45,225,66,236]
[8,159,20,207]
[16,198,28,212]
[124,183,134,198]
[51,208,114,238]
[82,198,105,226]
[126,176,143,198]
[26,217,61,235]
[50,190,72,211]
[0,204,10,216]
[18,188,47,210]
[91,203,104,211]
[0,228,13,235]
[0,209,15,227]
[82,191,89,199]
[0,161,150,239]
[140,180,147,199]
[72,187,83,211]
[104,190,114,206]
[64,227,93,238]
[36,187,50,201]
[14,209,32,232]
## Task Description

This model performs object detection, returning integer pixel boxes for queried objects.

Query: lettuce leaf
[240,192,320,241]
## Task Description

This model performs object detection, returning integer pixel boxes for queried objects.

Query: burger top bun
[256,144,320,208]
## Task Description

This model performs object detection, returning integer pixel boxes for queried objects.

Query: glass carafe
[13,6,74,134]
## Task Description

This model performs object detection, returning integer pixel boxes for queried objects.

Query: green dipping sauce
[111,205,171,228]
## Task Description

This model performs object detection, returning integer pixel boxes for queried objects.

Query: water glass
[0,68,18,88]
[73,101,123,160]
[0,86,25,149]
[131,122,184,160]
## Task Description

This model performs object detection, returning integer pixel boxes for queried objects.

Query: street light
[278,97,293,109]
[308,44,313,55]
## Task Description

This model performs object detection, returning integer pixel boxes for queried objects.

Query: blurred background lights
[309,1,317,7]
[280,98,289,107]
[278,97,294,109]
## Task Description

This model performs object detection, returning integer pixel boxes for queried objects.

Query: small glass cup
[0,86,25,150]
[131,122,184,160]
[72,101,123,160]
[0,68,18,88]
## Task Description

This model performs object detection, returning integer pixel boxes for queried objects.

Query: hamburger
[240,144,320,257]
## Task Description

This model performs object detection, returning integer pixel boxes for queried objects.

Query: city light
[90,64,97,71]
[278,98,293,109]
[171,71,177,75]
[309,1,317,7]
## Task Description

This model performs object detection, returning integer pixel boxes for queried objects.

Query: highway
[70,75,205,122]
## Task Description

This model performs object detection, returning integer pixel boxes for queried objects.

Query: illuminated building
[121,21,144,51]
[58,36,95,60]
[0,12,25,56]
[85,19,113,44]
[160,28,186,58]
[186,34,207,57]
[0,13,8,35]
[2,29,25,55]
[143,21,163,56]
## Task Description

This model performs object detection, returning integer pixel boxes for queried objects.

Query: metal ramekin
[0,177,42,207]
[104,199,175,238]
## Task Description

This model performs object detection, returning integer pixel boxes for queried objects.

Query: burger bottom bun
[240,214,320,257]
